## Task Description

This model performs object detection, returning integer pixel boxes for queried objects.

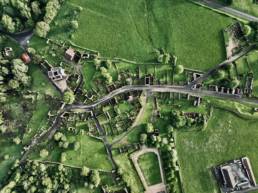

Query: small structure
[48,67,68,92]
[244,75,254,96]
[48,67,67,81]
[64,48,76,61]
[3,47,13,58]
[213,157,257,193]
[21,53,31,64]
[145,75,153,86]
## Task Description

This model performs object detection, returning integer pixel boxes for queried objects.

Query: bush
[40,149,49,158]
[63,90,75,104]
[174,65,184,74]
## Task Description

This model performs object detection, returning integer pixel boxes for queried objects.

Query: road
[0,28,34,48]
[195,0,258,22]
[187,45,256,88]
[64,84,245,112]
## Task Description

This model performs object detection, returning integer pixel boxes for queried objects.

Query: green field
[176,108,258,193]
[0,141,22,182]
[63,0,233,70]
[115,154,144,193]
[23,65,60,144]
[138,152,162,186]
[65,135,112,171]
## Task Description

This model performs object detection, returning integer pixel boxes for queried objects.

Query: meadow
[65,0,233,70]
[176,108,258,193]
[138,152,162,186]
[65,135,112,171]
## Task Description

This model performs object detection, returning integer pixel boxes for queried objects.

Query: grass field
[246,50,258,96]
[23,65,60,144]
[176,108,258,193]
[65,135,112,171]
[138,152,162,186]
[0,141,22,183]
[115,154,144,193]
[63,0,233,70]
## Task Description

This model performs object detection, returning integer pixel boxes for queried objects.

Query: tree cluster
[0,58,31,95]
[163,110,206,129]
[0,0,63,37]
[63,90,75,104]
[211,65,240,89]
[80,167,101,189]
[35,0,63,37]
[0,161,72,193]
[54,132,70,149]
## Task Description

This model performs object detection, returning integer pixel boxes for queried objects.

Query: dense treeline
[0,56,31,103]
[0,0,64,37]
[0,160,102,193]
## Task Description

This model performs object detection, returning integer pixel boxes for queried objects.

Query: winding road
[64,84,244,112]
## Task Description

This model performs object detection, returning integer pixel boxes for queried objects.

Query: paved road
[64,84,245,112]
[187,45,256,88]
[0,28,34,48]
[195,0,258,22]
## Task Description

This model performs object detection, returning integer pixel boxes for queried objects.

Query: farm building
[213,157,257,193]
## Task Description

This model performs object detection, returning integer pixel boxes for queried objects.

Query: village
[1,0,258,193]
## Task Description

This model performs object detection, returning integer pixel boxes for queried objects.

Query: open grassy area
[246,50,258,96]
[0,141,22,183]
[65,135,112,171]
[22,65,60,144]
[65,0,232,70]
[81,61,96,90]
[176,108,258,193]
[115,154,144,193]
[138,152,162,186]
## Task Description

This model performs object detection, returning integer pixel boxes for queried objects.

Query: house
[48,67,67,81]
[213,157,257,193]
[48,67,68,92]
[65,48,76,61]
[3,47,13,58]
[21,53,31,64]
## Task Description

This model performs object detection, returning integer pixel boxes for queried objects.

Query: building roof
[21,53,31,64]
[65,48,76,61]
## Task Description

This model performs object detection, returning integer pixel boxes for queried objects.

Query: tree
[63,90,75,104]
[54,132,63,141]
[146,123,154,134]
[31,1,41,17]
[163,53,171,64]
[74,142,80,151]
[71,20,79,30]
[13,137,21,145]
[8,79,19,89]
[229,78,240,89]
[81,166,90,176]
[90,170,100,187]
[1,14,16,33]
[44,0,60,23]
[140,133,147,144]
[214,69,226,80]
[100,67,113,84]
[174,65,184,74]
[61,152,67,162]
[35,21,50,38]
[40,149,49,158]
